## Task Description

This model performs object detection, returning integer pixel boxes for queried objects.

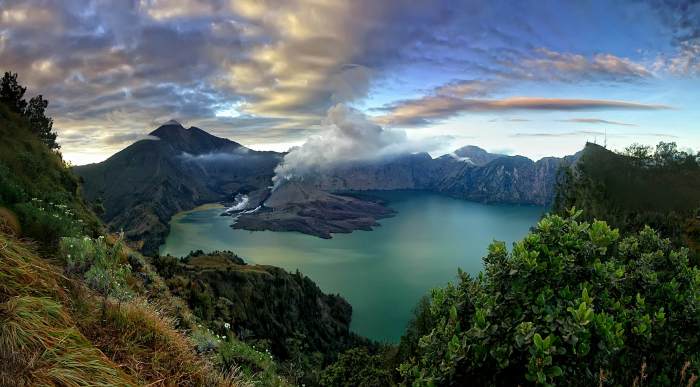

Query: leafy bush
[320,347,394,387]
[59,235,132,301]
[399,210,700,386]
[14,198,84,245]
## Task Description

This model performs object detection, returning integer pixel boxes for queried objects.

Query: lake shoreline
[161,191,543,341]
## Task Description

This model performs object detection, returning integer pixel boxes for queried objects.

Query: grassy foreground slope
[0,103,101,248]
[0,100,288,386]
[0,229,244,386]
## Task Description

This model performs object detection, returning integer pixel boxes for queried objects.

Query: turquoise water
[160,191,543,342]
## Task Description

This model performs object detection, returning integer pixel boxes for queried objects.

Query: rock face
[431,155,576,205]
[74,121,282,254]
[305,148,573,206]
[153,251,361,359]
[232,181,395,238]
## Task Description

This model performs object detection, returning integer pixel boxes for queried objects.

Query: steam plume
[272,103,440,189]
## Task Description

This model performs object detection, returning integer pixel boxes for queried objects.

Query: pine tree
[1,71,60,149]
[0,71,28,114]
[26,95,59,149]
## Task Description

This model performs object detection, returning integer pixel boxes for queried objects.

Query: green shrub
[14,198,84,244]
[215,336,288,386]
[320,347,394,387]
[59,235,132,301]
[0,163,26,204]
[399,210,700,386]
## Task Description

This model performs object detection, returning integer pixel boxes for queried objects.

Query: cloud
[378,95,670,126]
[653,41,700,76]
[0,0,691,164]
[515,48,653,82]
[0,0,461,163]
[489,117,531,122]
[511,131,604,138]
[273,103,445,186]
[558,118,637,126]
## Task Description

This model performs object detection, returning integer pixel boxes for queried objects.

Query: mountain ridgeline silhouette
[75,122,575,251]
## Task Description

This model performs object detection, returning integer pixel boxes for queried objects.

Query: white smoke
[272,103,442,189]
[448,152,474,164]
[224,194,250,213]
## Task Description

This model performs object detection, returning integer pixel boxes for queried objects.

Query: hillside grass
[0,228,265,386]
[0,98,288,386]
[0,103,101,248]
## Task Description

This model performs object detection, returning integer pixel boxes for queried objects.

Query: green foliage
[216,336,288,386]
[59,235,132,301]
[320,347,394,387]
[554,142,700,259]
[14,198,84,244]
[26,94,58,149]
[399,213,700,386]
[0,72,58,149]
[0,100,100,247]
[0,71,27,113]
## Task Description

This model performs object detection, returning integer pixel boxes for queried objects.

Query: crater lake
[160,191,543,342]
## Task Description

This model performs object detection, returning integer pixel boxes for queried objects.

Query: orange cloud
[378,96,670,126]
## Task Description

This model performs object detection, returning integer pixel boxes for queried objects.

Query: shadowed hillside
[74,121,282,254]
[554,142,700,257]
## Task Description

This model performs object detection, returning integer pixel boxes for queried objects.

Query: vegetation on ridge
[554,142,700,260]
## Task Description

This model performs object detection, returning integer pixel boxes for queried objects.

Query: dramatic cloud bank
[272,104,439,187]
[0,0,697,163]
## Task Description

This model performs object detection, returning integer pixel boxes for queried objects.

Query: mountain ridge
[75,123,574,250]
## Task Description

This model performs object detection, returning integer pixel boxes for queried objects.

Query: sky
[0,0,699,165]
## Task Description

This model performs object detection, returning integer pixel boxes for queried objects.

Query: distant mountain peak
[443,145,505,166]
[146,122,244,154]
[162,119,182,127]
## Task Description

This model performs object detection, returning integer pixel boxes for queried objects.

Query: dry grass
[0,231,252,387]
[0,207,20,236]
[0,231,133,386]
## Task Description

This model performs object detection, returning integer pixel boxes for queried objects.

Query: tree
[654,142,682,166]
[400,211,700,386]
[25,94,59,149]
[0,72,59,149]
[0,71,27,113]
[622,143,652,166]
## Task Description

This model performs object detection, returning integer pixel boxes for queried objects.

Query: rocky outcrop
[232,181,395,238]
[431,155,575,205]
[304,147,573,206]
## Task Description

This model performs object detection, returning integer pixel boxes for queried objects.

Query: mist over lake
[161,191,543,342]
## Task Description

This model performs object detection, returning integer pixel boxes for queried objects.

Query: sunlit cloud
[558,118,637,126]
[516,48,653,81]
[0,0,696,164]
[378,96,670,126]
